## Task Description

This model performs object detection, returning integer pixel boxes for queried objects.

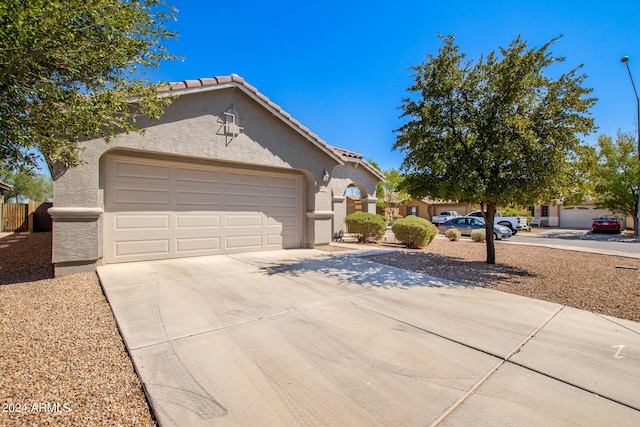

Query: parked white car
[467,210,529,234]
[431,210,461,225]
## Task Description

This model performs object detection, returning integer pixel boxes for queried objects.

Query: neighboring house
[0,180,12,199]
[530,202,632,229]
[399,198,477,221]
[399,197,630,229]
[49,75,383,276]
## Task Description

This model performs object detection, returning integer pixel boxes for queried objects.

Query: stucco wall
[51,85,379,274]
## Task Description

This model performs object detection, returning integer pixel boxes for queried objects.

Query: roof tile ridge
[158,74,338,158]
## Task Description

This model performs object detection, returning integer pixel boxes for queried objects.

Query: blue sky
[139,1,638,172]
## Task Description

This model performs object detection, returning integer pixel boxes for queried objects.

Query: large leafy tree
[394,35,596,263]
[592,131,640,234]
[376,168,410,220]
[0,0,178,172]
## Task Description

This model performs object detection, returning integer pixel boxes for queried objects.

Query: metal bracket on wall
[223,105,243,146]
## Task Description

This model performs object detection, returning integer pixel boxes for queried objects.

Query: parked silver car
[438,216,512,240]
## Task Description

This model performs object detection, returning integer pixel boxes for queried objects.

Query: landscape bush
[445,228,461,241]
[344,212,386,243]
[392,215,438,249]
[502,205,533,224]
[471,229,486,242]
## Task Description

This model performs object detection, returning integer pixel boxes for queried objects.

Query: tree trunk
[485,203,496,264]
[634,216,639,237]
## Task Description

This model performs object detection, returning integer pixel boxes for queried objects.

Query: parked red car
[591,216,622,233]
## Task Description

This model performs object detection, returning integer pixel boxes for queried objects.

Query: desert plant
[392,215,438,249]
[344,212,386,243]
[471,229,486,242]
[445,229,461,241]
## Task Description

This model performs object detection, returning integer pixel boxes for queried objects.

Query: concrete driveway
[97,249,640,426]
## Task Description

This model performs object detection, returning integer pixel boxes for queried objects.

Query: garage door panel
[114,239,170,257]
[267,215,297,227]
[266,234,283,246]
[267,176,298,189]
[176,237,221,253]
[176,167,221,184]
[226,235,262,249]
[226,214,262,228]
[104,156,303,263]
[114,188,171,205]
[114,214,170,231]
[176,214,221,229]
[267,195,297,208]
[176,190,221,206]
[114,161,170,180]
[282,233,299,248]
[226,193,263,208]
[226,172,262,186]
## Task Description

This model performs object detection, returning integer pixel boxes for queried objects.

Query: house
[530,202,633,229]
[398,197,631,229]
[399,198,477,221]
[49,75,383,276]
[0,180,12,198]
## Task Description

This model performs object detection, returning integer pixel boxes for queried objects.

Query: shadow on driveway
[361,251,537,287]
[258,251,471,289]
[258,250,536,289]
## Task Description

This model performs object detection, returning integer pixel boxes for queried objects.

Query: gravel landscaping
[1,231,639,425]
[0,233,155,427]
[364,237,640,323]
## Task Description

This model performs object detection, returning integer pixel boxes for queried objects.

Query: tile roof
[159,74,384,180]
[0,180,13,193]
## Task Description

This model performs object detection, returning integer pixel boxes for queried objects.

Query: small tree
[376,168,410,220]
[1,168,52,203]
[394,35,596,264]
[592,131,640,234]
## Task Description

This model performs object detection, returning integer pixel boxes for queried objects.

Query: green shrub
[445,228,461,241]
[502,205,533,224]
[392,215,438,249]
[344,212,386,243]
[471,229,486,242]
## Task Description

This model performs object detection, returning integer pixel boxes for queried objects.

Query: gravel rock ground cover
[0,233,155,427]
[363,237,640,323]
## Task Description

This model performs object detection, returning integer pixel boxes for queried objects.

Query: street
[506,229,640,258]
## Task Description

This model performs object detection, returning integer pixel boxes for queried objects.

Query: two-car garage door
[103,156,303,263]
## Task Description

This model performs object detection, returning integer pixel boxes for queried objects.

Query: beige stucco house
[531,202,632,229]
[49,75,383,276]
[399,198,477,221]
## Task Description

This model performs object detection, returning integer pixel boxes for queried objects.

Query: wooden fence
[2,203,28,232]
